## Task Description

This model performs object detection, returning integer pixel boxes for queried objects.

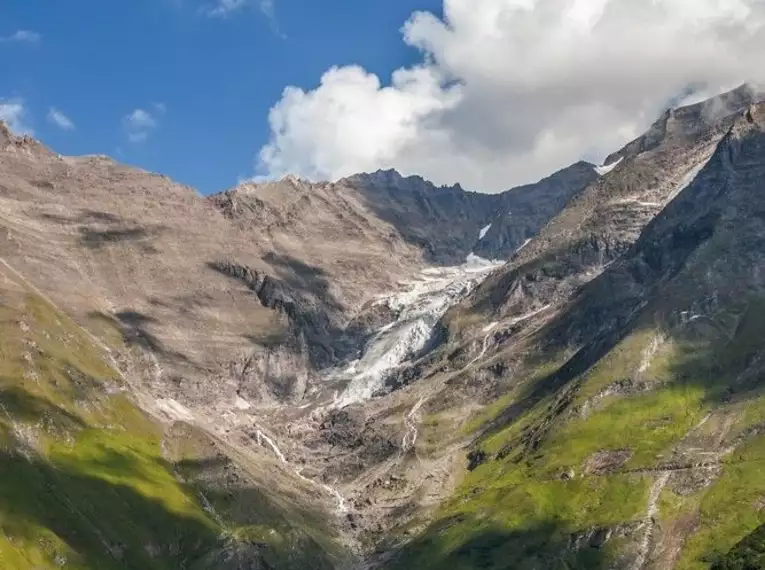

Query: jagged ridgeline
[1,85,765,570]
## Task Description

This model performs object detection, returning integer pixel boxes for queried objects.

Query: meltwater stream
[334,254,504,408]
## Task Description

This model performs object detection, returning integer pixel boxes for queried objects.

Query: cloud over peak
[0,99,32,135]
[257,0,765,192]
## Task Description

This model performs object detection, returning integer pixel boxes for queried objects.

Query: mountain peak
[0,120,15,147]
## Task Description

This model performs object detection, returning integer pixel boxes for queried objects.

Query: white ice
[479,223,492,240]
[334,255,504,407]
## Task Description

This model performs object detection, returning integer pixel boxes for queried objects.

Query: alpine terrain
[0,83,765,570]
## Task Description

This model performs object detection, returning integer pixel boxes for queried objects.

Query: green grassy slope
[0,268,341,569]
[389,288,765,570]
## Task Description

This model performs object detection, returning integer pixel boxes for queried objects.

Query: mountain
[341,162,598,264]
[383,90,765,569]
[0,119,593,568]
[1,84,765,570]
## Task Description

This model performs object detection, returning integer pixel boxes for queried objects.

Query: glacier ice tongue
[334,256,503,407]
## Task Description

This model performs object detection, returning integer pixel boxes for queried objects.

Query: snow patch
[465,252,503,270]
[509,305,551,325]
[594,156,623,176]
[638,334,666,374]
[478,223,492,240]
[612,198,662,208]
[515,239,532,254]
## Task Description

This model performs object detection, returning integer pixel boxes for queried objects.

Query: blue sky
[1,1,760,194]
[0,0,442,194]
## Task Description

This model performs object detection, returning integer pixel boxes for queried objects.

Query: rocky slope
[341,163,598,264]
[379,89,765,569]
[0,116,593,568]
[1,83,765,570]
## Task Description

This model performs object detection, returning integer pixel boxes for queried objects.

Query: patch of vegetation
[0,281,342,568]
[713,523,765,570]
[166,422,346,570]
[674,436,765,570]
[393,296,765,569]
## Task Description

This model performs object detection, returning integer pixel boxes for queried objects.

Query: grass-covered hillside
[388,105,765,569]
[0,261,342,569]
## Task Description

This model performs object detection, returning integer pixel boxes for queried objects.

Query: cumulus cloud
[0,99,32,135]
[47,108,75,131]
[1,30,41,43]
[257,0,765,192]
[123,104,164,143]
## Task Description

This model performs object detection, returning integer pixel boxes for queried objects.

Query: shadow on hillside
[263,251,339,306]
[351,180,497,265]
[79,226,166,250]
[87,310,198,368]
[712,523,765,569]
[207,257,367,369]
[469,146,745,445]
[0,380,220,569]
[39,209,122,225]
[388,517,614,570]
[0,444,229,567]
[170,436,340,570]
[0,384,87,431]
[0,449,221,569]
[0,355,340,570]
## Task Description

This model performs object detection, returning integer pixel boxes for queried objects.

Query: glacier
[334,254,504,407]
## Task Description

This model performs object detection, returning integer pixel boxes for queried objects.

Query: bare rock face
[343,162,598,264]
[455,83,764,337]
[0,121,12,148]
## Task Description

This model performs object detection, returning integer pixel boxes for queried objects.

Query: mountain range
[0,83,763,569]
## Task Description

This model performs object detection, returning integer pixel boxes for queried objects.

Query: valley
[0,84,764,570]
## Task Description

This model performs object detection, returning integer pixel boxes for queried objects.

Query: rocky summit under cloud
[257,0,765,192]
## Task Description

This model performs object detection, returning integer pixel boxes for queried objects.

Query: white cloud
[259,0,284,36]
[47,108,75,131]
[203,0,283,33]
[1,30,41,43]
[203,0,247,17]
[123,106,164,143]
[0,99,33,135]
[257,0,765,192]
